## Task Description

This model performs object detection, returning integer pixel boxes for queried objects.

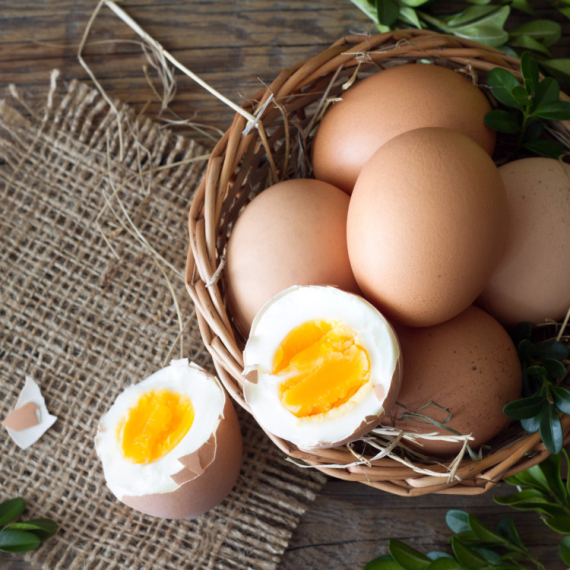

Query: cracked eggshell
[243,286,402,450]
[95,359,242,519]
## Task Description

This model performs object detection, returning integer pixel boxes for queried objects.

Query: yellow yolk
[273,320,370,418]
[118,389,194,464]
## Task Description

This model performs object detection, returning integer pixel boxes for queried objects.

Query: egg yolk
[273,320,370,418]
[118,389,194,464]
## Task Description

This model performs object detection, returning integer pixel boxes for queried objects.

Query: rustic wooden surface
[1,1,569,569]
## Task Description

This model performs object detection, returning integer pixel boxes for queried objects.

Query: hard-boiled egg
[243,286,402,449]
[95,359,242,519]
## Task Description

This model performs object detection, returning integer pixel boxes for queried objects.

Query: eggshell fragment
[478,158,570,326]
[391,306,522,457]
[347,127,508,327]
[3,376,58,450]
[312,63,496,193]
[225,179,360,336]
[2,402,39,432]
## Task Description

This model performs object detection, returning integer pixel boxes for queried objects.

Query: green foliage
[0,498,57,554]
[363,509,546,569]
[483,52,570,159]
[349,0,568,81]
[501,322,570,453]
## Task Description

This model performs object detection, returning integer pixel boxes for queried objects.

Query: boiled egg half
[243,286,402,449]
[95,359,242,519]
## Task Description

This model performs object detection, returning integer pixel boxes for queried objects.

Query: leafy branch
[364,509,546,569]
[484,52,570,158]
[350,0,570,83]
[0,498,57,553]
[502,322,570,453]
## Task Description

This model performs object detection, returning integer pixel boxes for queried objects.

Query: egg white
[95,359,225,497]
[243,286,400,448]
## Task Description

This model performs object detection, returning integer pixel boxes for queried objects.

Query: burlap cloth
[0,76,325,570]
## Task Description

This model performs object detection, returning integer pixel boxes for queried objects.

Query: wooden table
[1,1,568,568]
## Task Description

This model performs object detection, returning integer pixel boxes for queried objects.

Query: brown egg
[391,306,522,457]
[478,158,570,326]
[347,127,508,327]
[312,63,496,194]
[225,179,360,336]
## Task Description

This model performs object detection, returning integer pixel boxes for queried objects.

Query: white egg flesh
[243,286,400,449]
[95,359,225,498]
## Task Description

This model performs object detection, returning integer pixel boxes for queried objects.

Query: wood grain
[1,1,569,569]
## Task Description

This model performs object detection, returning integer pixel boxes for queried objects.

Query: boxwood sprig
[363,509,546,569]
[484,52,570,158]
[0,498,57,553]
[502,321,570,454]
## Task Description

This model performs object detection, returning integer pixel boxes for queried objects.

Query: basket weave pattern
[185,30,570,496]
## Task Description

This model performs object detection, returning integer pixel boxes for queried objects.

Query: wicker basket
[185,29,570,496]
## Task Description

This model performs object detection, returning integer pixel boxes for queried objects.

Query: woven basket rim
[185,29,570,497]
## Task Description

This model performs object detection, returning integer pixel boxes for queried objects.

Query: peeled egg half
[95,359,242,519]
[243,286,402,449]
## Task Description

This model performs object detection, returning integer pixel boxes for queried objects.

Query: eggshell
[478,158,570,326]
[391,306,522,457]
[347,127,508,327]
[312,63,496,193]
[225,179,360,336]
[121,394,242,519]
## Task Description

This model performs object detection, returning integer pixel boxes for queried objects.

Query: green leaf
[510,0,537,16]
[399,0,430,7]
[533,77,560,111]
[521,413,541,433]
[350,0,380,24]
[0,498,26,527]
[495,487,550,505]
[484,110,520,134]
[536,454,568,505]
[444,5,510,47]
[0,529,41,553]
[510,34,552,58]
[553,386,570,415]
[509,19,562,48]
[559,536,570,565]
[466,0,493,4]
[446,511,471,534]
[503,395,545,419]
[540,59,570,86]
[524,139,567,158]
[512,85,531,106]
[533,101,570,120]
[376,0,400,27]
[540,404,564,453]
[389,539,432,570]
[450,538,488,569]
[545,516,570,534]
[426,559,463,570]
[399,6,423,28]
[472,548,500,563]
[520,52,540,94]
[427,552,455,560]
[527,366,547,378]
[364,555,406,570]
[496,516,525,549]
[545,359,567,380]
[4,519,57,541]
[537,341,570,361]
[468,514,509,546]
[518,339,538,361]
